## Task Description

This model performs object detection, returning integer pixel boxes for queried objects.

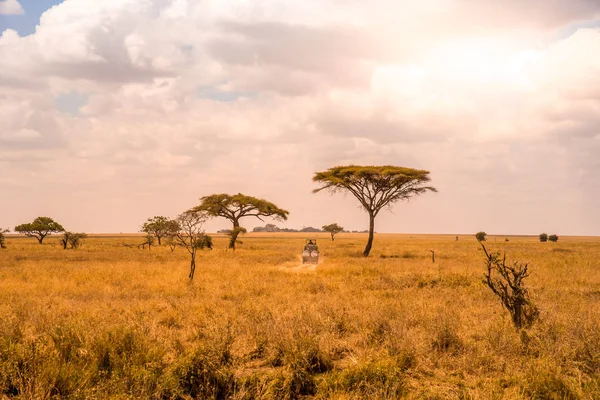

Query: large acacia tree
[193,193,289,250]
[14,216,65,244]
[313,165,436,257]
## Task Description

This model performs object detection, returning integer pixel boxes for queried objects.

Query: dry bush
[480,241,540,329]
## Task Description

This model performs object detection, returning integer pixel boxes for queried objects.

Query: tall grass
[0,233,599,398]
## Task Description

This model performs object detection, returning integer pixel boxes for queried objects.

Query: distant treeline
[221,224,368,233]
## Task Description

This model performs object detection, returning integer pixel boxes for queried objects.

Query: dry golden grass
[1,232,599,399]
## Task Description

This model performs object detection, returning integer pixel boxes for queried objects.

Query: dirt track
[280,255,323,272]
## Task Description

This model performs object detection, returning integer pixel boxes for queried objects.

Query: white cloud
[0,0,23,15]
[0,0,599,234]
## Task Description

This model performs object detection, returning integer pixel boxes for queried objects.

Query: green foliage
[60,232,88,249]
[0,228,8,249]
[322,223,344,241]
[549,234,559,243]
[141,216,178,245]
[195,193,289,222]
[225,227,247,247]
[539,233,548,242]
[14,216,65,244]
[193,193,289,250]
[475,231,487,242]
[141,233,155,250]
[193,234,213,250]
[313,165,436,256]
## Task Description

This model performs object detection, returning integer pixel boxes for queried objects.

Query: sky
[1,0,599,235]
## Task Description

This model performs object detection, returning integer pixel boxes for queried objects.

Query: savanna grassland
[1,233,599,399]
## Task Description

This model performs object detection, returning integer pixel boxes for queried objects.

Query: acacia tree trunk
[229,219,240,250]
[362,212,375,257]
[157,236,162,245]
[331,233,335,241]
[189,250,196,280]
[37,234,45,244]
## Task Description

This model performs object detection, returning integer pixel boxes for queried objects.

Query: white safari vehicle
[302,239,319,264]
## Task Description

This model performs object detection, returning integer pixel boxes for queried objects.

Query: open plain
[1,233,599,399]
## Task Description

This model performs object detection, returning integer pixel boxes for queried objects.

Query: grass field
[1,233,599,399]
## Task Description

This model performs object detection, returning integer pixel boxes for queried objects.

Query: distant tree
[475,232,487,242]
[141,216,174,245]
[539,233,548,243]
[299,226,322,233]
[61,232,88,249]
[264,223,279,232]
[173,211,213,280]
[139,233,155,250]
[192,193,289,250]
[164,219,181,252]
[322,223,344,241]
[548,234,559,243]
[14,217,65,244]
[313,165,436,256]
[0,228,9,249]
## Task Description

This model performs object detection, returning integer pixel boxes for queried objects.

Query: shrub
[475,231,487,241]
[174,347,235,399]
[480,242,539,329]
[0,228,8,249]
[60,232,88,249]
[523,367,578,399]
[548,234,559,243]
[269,364,317,399]
[539,233,548,242]
[322,359,406,398]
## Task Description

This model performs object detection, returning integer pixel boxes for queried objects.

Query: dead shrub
[480,241,539,329]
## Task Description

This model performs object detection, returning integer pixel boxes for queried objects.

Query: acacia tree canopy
[322,223,344,241]
[313,165,436,256]
[141,216,175,245]
[192,193,289,249]
[14,216,65,244]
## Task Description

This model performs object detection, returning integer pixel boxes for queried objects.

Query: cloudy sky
[1,0,599,235]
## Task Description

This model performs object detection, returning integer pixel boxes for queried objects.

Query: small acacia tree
[548,234,559,243]
[141,216,174,245]
[173,210,213,279]
[193,193,289,250]
[61,232,88,249]
[475,231,487,242]
[322,223,344,241]
[313,165,436,256]
[139,233,155,250]
[14,217,65,244]
[539,233,548,243]
[0,228,9,249]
